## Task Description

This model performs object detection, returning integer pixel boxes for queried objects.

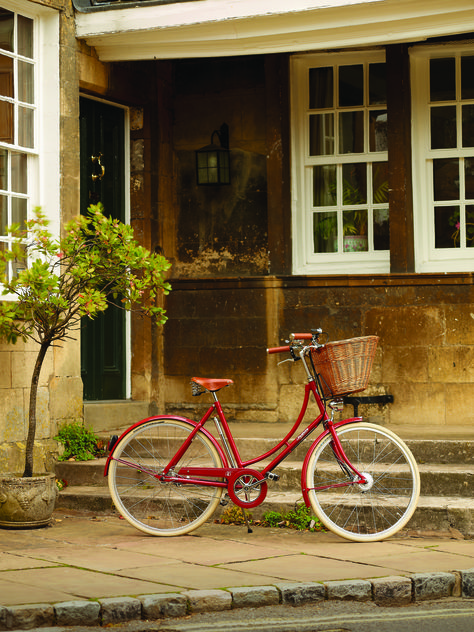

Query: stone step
[85,401,151,434]
[54,486,474,538]
[55,457,474,498]
[96,427,474,466]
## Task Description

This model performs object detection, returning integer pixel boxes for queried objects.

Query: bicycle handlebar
[267,329,323,356]
[266,345,291,354]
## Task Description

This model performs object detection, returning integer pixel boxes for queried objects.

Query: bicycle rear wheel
[305,422,420,542]
[108,418,223,536]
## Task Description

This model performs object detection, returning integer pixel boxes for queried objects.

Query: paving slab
[0,552,58,571]
[1,510,474,625]
[219,553,402,583]
[0,566,171,605]
[118,559,291,590]
[0,577,77,607]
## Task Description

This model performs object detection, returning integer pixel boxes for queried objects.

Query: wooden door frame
[79,94,132,399]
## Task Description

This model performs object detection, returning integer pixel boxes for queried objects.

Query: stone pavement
[1,510,474,629]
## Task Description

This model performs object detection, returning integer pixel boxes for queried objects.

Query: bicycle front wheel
[108,419,223,536]
[305,422,420,542]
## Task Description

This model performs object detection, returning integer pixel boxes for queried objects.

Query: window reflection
[433,158,459,201]
[431,106,456,149]
[309,113,334,156]
[0,9,13,53]
[369,111,387,152]
[339,111,364,153]
[430,58,455,102]
[313,165,336,206]
[313,211,338,253]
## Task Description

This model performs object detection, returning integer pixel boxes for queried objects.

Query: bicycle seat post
[211,391,238,468]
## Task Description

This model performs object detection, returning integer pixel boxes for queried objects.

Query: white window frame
[291,50,390,276]
[0,0,59,295]
[411,43,474,274]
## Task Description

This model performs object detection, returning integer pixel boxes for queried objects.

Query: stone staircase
[54,424,474,537]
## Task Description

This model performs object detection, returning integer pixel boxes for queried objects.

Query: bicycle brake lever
[277,358,294,366]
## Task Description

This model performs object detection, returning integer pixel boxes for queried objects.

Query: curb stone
[232,586,280,609]
[324,579,372,601]
[275,582,326,605]
[461,568,474,597]
[54,601,100,627]
[2,571,474,630]
[411,572,456,601]
[371,576,412,606]
[98,597,141,626]
[181,589,232,614]
[140,593,187,619]
[5,604,55,630]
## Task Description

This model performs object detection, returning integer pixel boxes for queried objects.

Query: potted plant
[450,208,474,247]
[0,204,171,527]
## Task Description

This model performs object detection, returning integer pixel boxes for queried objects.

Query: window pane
[313,165,336,206]
[309,67,333,109]
[0,99,13,143]
[12,243,27,277]
[373,162,388,203]
[0,9,13,52]
[0,53,13,97]
[342,163,367,205]
[374,208,389,250]
[339,111,364,153]
[17,16,33,59]
[431,105,457,149]
[369,63,386,105]
[313,211,337,253]
[12,196,26,228]
[461,56,474,100]
[18,105,33,147]
[467,205,474,248]
[0,148,7,190]
[430,58,455,102]
[309,113,334,155]
[369,110,387,152]
[11,152,27,193]
[0,193,7,234]
[465,158,474,199]
[343,209,367,250]
[433,158,459,201]
[339,65,363,107]
[18,60,34,104]
[462,104,474,148]
[435,205,458,248]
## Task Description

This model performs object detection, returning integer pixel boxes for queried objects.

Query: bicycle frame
[105,366,368,509]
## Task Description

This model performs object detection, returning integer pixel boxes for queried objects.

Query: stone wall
[164,274,474,428]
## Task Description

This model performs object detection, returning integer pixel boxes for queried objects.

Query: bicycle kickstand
[242,509,253,534]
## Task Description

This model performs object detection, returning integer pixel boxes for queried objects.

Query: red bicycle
[105,329,420,542]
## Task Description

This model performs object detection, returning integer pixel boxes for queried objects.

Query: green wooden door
[80,98,126,400]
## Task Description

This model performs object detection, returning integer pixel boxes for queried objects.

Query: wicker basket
[311,336,379,398]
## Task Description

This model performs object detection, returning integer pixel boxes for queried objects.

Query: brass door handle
[91,153,105,181]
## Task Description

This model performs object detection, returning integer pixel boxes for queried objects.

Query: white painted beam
[75,0,474,61]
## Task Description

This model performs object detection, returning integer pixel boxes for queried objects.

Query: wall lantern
[196,123,230,185]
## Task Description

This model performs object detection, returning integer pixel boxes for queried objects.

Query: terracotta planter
[0,473,57,528]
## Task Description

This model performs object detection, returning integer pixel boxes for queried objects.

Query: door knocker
[91,153,105,181]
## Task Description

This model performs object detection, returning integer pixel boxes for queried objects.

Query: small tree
[0,204,171,477]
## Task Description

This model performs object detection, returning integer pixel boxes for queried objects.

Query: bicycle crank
[227,469,268,508]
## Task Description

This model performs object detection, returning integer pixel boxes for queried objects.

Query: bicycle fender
[300,417,362,507]
[103,415,228,476]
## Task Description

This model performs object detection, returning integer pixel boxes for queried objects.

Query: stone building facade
[1,0,474,473]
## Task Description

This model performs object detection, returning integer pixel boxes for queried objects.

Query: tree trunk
[23,341,51,477]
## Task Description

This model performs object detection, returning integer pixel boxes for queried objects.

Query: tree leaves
[0,204,171,347]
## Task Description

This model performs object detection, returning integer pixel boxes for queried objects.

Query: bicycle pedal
[265,472,280,481]
[219,497,229,506]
